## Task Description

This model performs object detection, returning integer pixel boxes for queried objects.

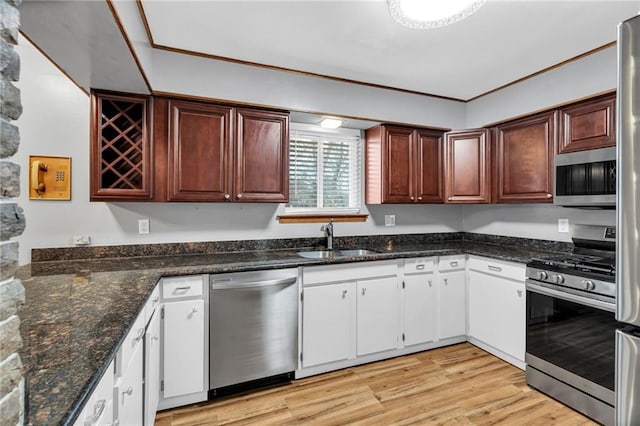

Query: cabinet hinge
[402,281,405,289]
[300,352,303,362]
[402,333,405,341]
[300,291,304,302]
[161,307,164,319]
[161,380,164,392]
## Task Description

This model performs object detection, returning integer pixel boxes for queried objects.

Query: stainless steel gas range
[525,224,620,426]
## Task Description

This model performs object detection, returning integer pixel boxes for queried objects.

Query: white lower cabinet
[357,277,400,356]
[162,299,206,398]
[467,256,526,368]
[438,255,467,340]
[302,282,356,368]
[73,360,114,426]
[144,308,161,426]
[403,258,436,347]
[114,343,144,426]
[159,275,208,410]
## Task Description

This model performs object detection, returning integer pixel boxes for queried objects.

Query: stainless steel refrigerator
[616,13,640,426]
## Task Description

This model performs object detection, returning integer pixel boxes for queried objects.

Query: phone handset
[31,160,48,195]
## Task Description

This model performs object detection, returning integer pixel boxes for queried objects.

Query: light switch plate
[558,218,569,233]
[385,214,396,227]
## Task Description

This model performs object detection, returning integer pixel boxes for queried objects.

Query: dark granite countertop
[17,233,571,425]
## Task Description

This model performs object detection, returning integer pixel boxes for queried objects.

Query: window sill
[277,213,369,224]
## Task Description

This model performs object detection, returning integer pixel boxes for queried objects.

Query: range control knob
[537,271,548,280]
[553,274,565,284]
[582,279,596,291]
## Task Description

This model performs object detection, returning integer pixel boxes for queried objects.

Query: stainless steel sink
[297,249,378,259]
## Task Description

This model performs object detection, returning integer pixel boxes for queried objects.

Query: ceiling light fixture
[388,0,486,29]
[320,118,344,129]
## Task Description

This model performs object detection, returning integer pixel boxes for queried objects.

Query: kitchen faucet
[322,220,334,250]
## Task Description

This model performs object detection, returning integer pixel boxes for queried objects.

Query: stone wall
[0,0,25,425]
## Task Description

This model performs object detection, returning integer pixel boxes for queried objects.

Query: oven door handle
[526,280,616,312]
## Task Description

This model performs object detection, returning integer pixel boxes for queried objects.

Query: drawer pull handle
[173,286,192,292]
[134,328,145,342]
[83,399,106,425]
[450,261,458,267]
[416,264,425,270]
[122,386,133,403]
[488,265,502,272]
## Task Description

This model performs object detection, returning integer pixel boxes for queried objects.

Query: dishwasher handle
[211,276,297,290]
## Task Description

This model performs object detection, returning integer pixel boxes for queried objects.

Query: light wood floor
[155,343,597,425]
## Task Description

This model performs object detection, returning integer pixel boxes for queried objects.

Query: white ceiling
[141,0,640,101]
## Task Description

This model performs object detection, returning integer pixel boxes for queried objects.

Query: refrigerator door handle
[616,329,640,426]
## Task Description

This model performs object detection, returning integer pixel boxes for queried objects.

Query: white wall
[13,38,463,265]
[462,204,615,242]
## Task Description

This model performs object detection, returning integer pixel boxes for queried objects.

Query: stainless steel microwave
[554,146,616,208]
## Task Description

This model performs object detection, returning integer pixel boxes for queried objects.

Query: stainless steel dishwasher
[209,268,298,396]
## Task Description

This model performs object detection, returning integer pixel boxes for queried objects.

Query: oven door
[525,280,617,405]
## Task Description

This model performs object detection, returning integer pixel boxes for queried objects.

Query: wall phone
[29,156,71,200]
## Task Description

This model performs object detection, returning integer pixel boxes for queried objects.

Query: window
[287,124,362,213]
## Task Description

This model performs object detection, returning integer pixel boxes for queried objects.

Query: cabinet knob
[224,194,231,200]
[361,287,367,296]
[428,280,432,287]
[122,386,133,403]
[546,193,553,198]
[188,307,198,318]
[237,193,243,199]
[444,278,448,285]
[342,289,347,299]
[410,196,415,201]
[418,196,422,201]
[134,328,145,342]
[517,290,523,297]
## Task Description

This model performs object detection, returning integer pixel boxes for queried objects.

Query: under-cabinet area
[73,253,529,426]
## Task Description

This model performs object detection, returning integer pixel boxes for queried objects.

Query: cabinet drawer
[438,255,466,272]
[74,359,114,426]
[403,257,435,274]
[302,261,398,286]
[116,311,145,377]
[162,275,204,300]
[467,256,525,282]
[145,284,161,326]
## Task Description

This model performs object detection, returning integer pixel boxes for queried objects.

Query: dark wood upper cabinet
[493,111,556,203]
[167,99,232,201]
[90,91,153,201]
[234,108,289,202]
[365,125,444,204]
[558,93,616,153]
[444,129,491,203]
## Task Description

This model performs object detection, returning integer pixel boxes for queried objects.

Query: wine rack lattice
[100,99,145,190]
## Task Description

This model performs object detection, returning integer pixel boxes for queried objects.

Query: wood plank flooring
[155,343,597,425]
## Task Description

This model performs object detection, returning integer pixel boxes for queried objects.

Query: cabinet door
[383,126,415,203]
[439,270,466,339]
[162,299,205,398]
[302,283,356,367]
[558,93,616,153]
[357,277,399,356]
[415,130,444,203]
[404,273,436,346]
[114,344,143,426]
[444,129,491,203]
[494,111,556,203]
[144,309,161,426]
[90,91,153,201]
[167,100,232,201]
[235,108,289,202]
[468,270,525,362]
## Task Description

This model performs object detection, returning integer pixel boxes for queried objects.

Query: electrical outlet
[385,214,396,227]
[72,235,91,246]
[138,219,150,234]
[558,218,569,233]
